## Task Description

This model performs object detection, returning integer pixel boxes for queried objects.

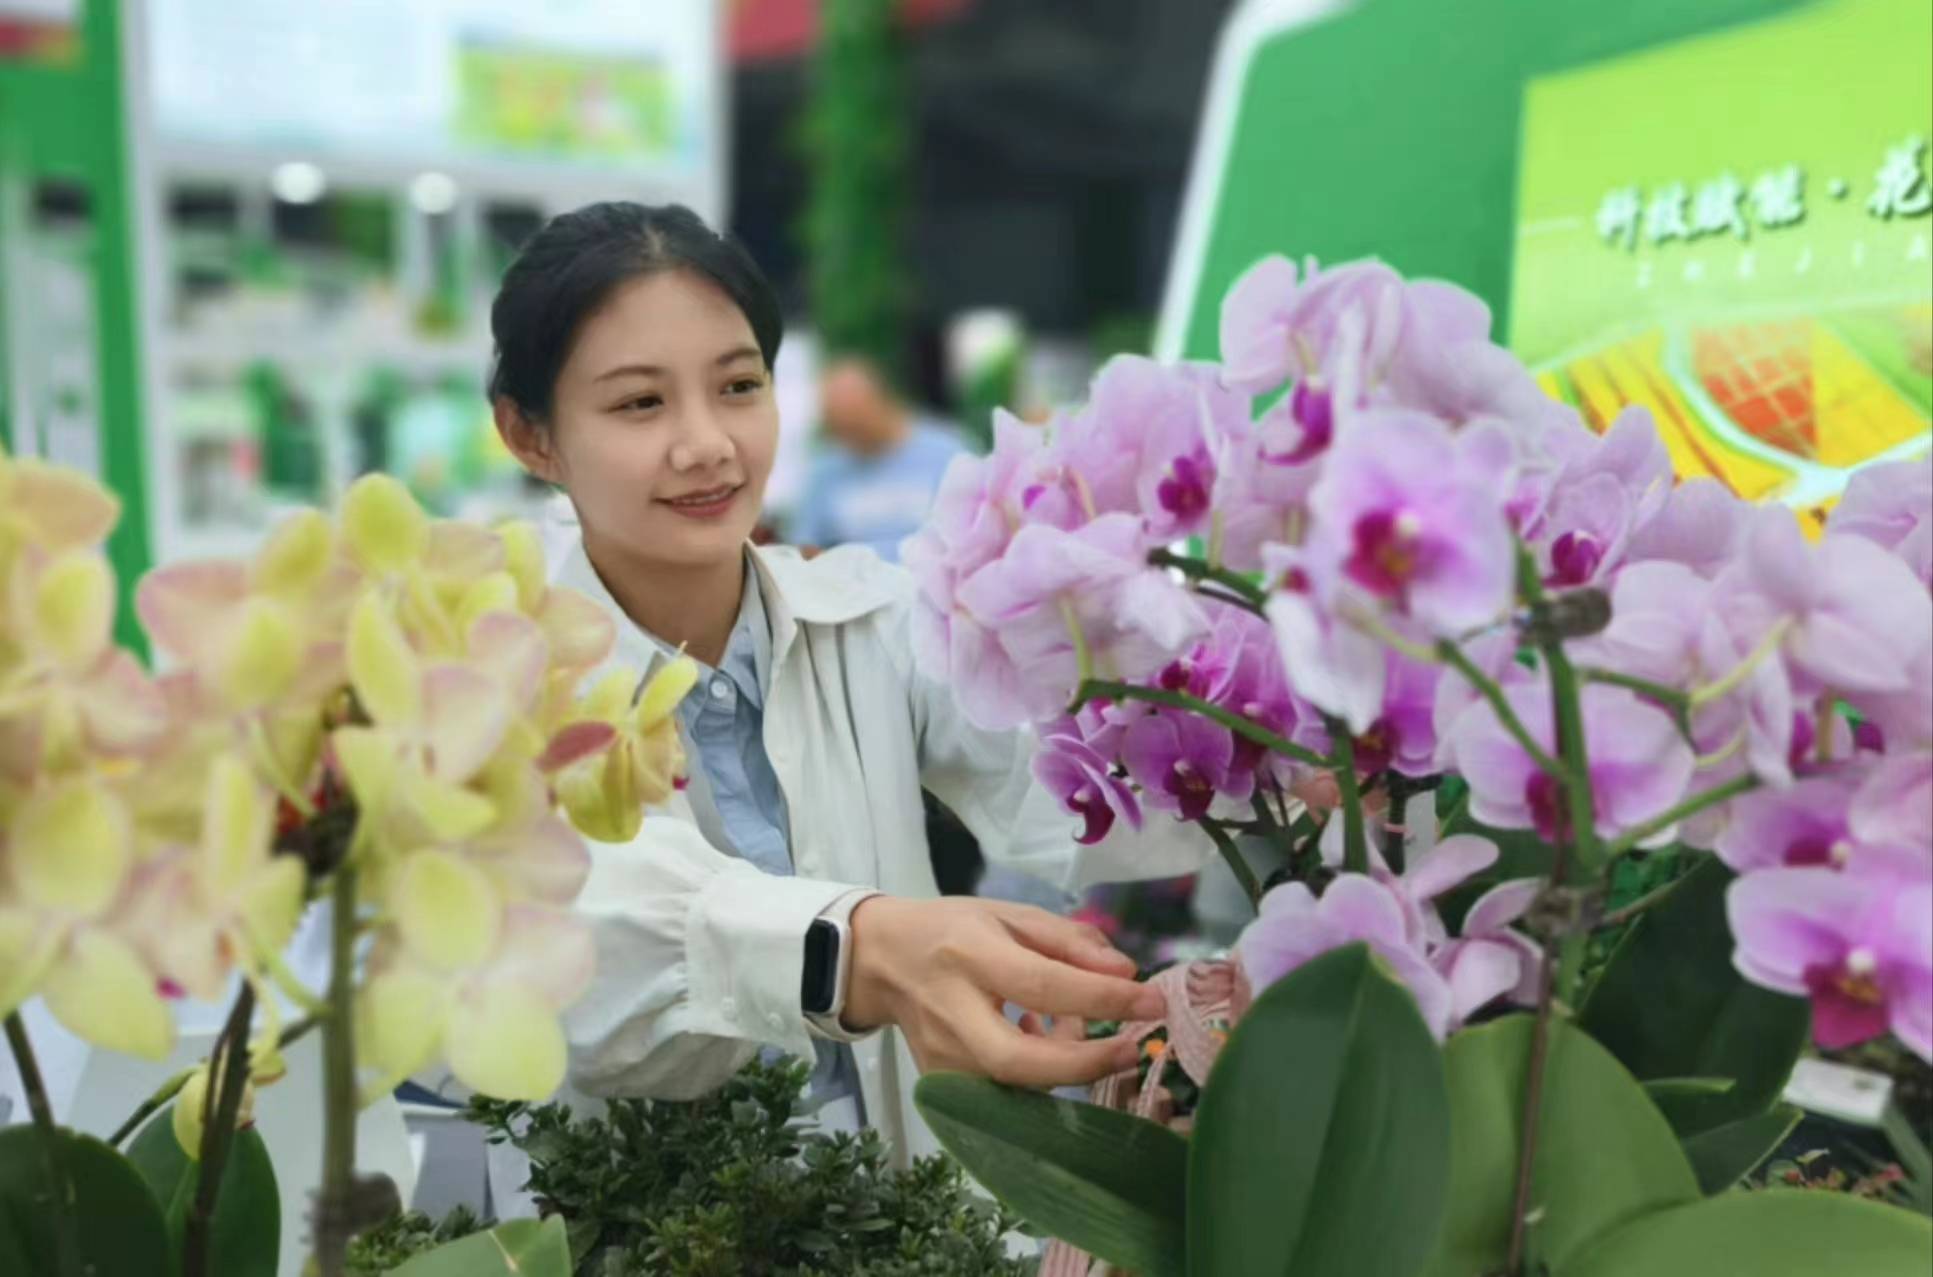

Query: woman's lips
[657,484,742,520]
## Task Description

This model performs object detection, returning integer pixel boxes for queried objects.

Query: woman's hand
[843,896,1162,1088]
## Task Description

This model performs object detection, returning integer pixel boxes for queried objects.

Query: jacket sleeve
[884,595,1209,896]
[563,814,866,1099]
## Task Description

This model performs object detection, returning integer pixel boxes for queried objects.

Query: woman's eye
[618,394,663,413]
[725,377,765,397]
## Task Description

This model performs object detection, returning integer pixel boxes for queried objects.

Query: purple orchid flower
[1620,477,1752,579]
[1728,867,1933,1061]
[1714,773,1863,873]
[1831,458,1933,587]
[1305,409,1518,635]
[1121,709,1247,821]
[1265,547,1390,734]
[952,513,1209,730]
[1448,683,1696,845]
[1033,733,1143,845]
[1236,875,1456,1039]
[1718,509,1929,699]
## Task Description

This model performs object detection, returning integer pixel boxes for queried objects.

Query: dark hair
[487,202,783,423]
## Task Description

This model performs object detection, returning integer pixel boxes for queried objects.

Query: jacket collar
[555,537,896,672]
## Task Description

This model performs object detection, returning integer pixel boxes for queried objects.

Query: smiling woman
[481,202,1206,1167]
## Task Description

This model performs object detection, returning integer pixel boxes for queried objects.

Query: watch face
[802,918,839,1015]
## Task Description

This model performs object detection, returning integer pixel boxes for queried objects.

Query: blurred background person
[787,356,966,560]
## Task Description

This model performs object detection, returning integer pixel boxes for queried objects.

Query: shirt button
[709,677,732,702]
[768,1012,785,1031]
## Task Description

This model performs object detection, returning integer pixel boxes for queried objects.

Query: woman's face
[511,269,777,571]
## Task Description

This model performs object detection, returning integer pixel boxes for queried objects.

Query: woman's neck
[583,533,745,668]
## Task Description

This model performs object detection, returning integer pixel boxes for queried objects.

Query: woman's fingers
[993,904,1137,977]
[980,944,1165,1022]
[963,1002,1139,1088]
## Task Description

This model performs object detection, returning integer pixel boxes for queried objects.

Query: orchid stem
[186,985,256,1277]
[1580,667,1695,740]
[1519,551,1602,876]
[1603,776,1759,859]
[1324,716,1370,875]
[4,1013,81,1277]
[1507,932,1560,1277]
[1436,640,1563,779]
[314,866,361,1277]
[1147,547,1266,606]
[1071,679,1329,769]
[1201,818,1265,910]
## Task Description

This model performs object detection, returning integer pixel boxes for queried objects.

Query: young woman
[489,202,1203,1163]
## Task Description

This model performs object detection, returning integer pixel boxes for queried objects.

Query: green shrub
[353,1059,1032,1276]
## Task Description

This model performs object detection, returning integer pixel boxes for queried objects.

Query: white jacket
[554,539,1207,1165]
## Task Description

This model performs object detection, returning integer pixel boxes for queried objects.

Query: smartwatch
[802,889,879,1041]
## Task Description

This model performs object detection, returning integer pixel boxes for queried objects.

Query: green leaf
[1578,857,1809,1136]
[1641,1077,1737,1132]
[0,1125,178,1277]
[1188,944,1451,1277]
[1557,1189,1933,1277]
[124,1106,279,1277]
[388,1216,572,1277]
[1680,1104,1802,1194]
[914,1072,1187,1277]
[1421,1015,1700,1277]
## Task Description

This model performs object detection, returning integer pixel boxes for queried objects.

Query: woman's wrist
[842,894,908,1032]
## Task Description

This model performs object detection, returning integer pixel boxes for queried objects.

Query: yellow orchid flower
[357,902,593,1102]
[0,776,174,1059]
[126,753,308,1003]
[552,658,696,843]
[171,1053,259,1159]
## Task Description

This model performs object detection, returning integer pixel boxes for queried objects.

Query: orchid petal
[341,474,428,574]
[252,508,335,595]
[421,663,511,782]
[216,595,301,710]
[357,966,445,1086]
[135,560,247,661]
[14,779,133,915]
[497,520,548,610]
[346,592,422,727]
[201,753,274,895]
[30,551,115,669]
[391,850,503,969]
[539,588,617,671]
[4,457,120,548]
[636,657,699,729]
[445,983,569,1100]
[43,928,175,1059]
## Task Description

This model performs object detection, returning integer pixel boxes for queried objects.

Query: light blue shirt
[650,558,864,1121]
[789,422,967,562]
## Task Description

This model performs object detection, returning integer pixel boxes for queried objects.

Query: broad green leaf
[1188,944,1450,1277]
[915,1073,1186,1276]
[389,1216,573,1277]
[0,1125,177,1277]
[125,1105,280,1277]
[1680,1104,1801,1194]
[1578,857,1809,1136]
[1421,1015,1699,1277]
[1642,1077,1740,1133]
[1557,1189,1933,1277]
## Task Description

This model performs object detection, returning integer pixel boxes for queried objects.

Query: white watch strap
[804,889,882,1043]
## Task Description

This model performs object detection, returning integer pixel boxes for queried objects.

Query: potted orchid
[0,455,690,1277]
[903,256,1933,1275]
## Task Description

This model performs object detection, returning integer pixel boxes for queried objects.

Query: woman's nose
[668,405,734,470]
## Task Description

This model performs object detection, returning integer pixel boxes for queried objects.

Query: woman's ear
[494,397,563,484]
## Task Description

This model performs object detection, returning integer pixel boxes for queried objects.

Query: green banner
[1509,0,1932,513]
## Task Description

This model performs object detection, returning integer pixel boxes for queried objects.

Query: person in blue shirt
[788,358,966,562]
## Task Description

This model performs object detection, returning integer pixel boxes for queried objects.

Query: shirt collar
[555,537,896,679]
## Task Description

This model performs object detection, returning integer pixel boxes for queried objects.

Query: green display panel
[1511,0,1930,514]
[0,0,152,651]
[1157,0,1817,364]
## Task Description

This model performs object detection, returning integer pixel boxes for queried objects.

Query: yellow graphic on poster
[455,43,681,164]
[1509,0,1931,522]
